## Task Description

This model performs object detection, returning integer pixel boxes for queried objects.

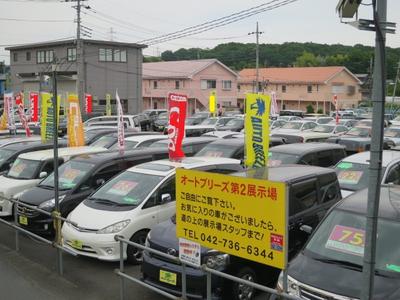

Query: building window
[222,80,232,90]
[307,85,312,93]
[36,50,54,63]
[99,48,106,61]
[332,84,345,94]
[105,49,113,61]
[120,50,127,62]
[45,50,54,63]
[37,51,45,63]
[153,81,158,89]
[201,79,216,90]
[175,80,180,89]
[237,84,241,91]
[26,52,31,61]
[99,48,127,62]
[282,85,287,93]
[13,52,18,62]
[67,48,77,61]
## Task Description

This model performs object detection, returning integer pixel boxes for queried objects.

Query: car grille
[17,203,39,217]
[148,241,180,265]
[300,287,329,300]
[70,223,98,233]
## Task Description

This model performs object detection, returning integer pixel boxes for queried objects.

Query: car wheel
[227,267,257,300]
[126,230,148,265]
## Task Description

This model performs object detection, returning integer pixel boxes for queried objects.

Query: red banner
[85,93,93,114]
[334,95,339,125]
[15,92,23,106]
[16,93,31,137]
[29,92,39,122]
[167,93,187,161]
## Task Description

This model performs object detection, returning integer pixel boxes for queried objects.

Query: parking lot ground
[0,220,271,300]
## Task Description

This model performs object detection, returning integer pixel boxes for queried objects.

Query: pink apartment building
[142,59,239,115]
[238,66,362,113]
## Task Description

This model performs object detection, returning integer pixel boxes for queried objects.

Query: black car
[149,137,216,156]
[142,165,342,300]
[185,116,206,126]
[153,112,169,131]
[89,131,161,149]
[16,148,170,235]
[217,118,244,132]
[276,186,400,299]
[269,143,347,168]
[137,114,152,131]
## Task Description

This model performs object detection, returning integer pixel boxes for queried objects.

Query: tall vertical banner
[209,91,216,117]
[40,93,60,143]
[245,94,271,168]
[333,95,339,124]
[4,93,15,132]
[270,91,279,116]
[29,92,39,122]
[85,93,93,114]
[167,93,187,161]
[106,93,112,116]
[67,94,85,147]
[116,91,125,154]
[0,93,8,130]
[15,92,31,137]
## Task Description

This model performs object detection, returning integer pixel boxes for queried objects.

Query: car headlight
[38,195,66,210]
[97,220,130,234]
[276,272,300,296]
[203,251,229,269]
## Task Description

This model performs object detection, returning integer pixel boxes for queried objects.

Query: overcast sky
[1,0,399,64]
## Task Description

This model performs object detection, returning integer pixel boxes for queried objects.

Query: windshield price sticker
[338,171,363,185]
[108,180,138,196]
[176,169,287,269]
[10,161,27,176]
[61,168,81,182]
[326,225,365,256]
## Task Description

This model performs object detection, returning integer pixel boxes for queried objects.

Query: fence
[114,235,302,300]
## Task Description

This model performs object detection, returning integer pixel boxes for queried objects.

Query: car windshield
[192,112,209,118]
[110,140,138,151]
[346,127,370,137]
[186,118,199,125]
[335,161,383,191]
[7,158,41,179]
[281,122,302,130]
[40,161,95,190]
[201,118,218,125]
[158,113,168,120]
[305,209,400,277]
[90,136,116,148]
[267,151,300,166]
[218,118,234,126]
[0,149,15,164]
[225,119,244,126]
[384,129,400,138]
[195,144,239,158]
[89,171,164,206]
[313,125,335,133]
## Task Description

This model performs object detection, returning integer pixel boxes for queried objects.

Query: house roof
[143,59,238,79]
[239,66,361,85]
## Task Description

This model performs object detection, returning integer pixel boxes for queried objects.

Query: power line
[0,17,72,22]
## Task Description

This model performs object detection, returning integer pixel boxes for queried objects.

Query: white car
[84,115,141,132]
[334,150,400,198]
[109,134,168,150]
[0,136,41,148]
[384,127,400,145]
[0,146,108,216]
[283,124,349,143]
[185,117,234,137]
[272,120,317,135]
[62,157,243,263]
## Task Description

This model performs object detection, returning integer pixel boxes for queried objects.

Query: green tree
[306,104,315,113]
[294,52,322,67]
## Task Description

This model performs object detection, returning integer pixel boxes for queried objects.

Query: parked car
[0,146,108,217]
[201,130,243,139]
[89,131,161,149]
[149,137,216,156]
[268,143,347,168]
[277,116,302,122]
[109,135,167,151]
[137,113,152,131]
[282,124,349,143]
[326,126,395,154]
[185,117,235,137]
[270,119,287,130]
[191,111,211,119]
[303,117,334,124]
[195,138,244,159]
[279,110,304,118]
[16,149,169,235]
[62,157,243,263]
[384,127,400,145]
[83,128,121,145]
[216,118,244,132]
[334,150,400,198]
[390,115,400,126]
[153,112,169,132]
[328,119,358,128]
[142,165,342,300]
[84,115,141,132]
[143,109,168,124]
[271,121,318,143]
[276,186,400,300]
[185,116,206,126]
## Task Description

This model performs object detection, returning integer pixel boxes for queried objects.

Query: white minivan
[62,157,243,263]
[0,146,108,216]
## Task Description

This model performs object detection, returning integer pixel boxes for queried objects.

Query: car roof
[103,131,161,138]
[341,150,400,167]
[124,135,167,143]
[270,142,345,154]
[152,137,216,145]
[127,157,241,176]
[18,146,107,161]
[203,138,244,147]
[337,186,400,220]
[0,136,41,146]
[232,165,336,183]
[2,140,48,151]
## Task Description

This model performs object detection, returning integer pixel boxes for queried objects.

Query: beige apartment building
[238,66,362,113]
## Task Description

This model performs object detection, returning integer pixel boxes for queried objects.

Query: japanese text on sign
[176,169,287,269]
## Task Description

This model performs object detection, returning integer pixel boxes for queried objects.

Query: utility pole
[390,60,400,113]
[109,27,115,41]
[248,22,263,93]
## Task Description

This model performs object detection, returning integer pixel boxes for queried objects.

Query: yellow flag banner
[40,93,61,143]
[245,93,271,168]
[0,111,7,130]
[67,94,85,147]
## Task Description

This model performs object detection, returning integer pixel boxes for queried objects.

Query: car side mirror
[300,224,313,235]
[39,171,47,179]
[160,193,172,204]
[96,178,105,187]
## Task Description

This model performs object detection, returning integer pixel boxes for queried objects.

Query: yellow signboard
[245,93,271,168]
[176,169,287,269]
[67,94,85,147]
[209,91,216,114]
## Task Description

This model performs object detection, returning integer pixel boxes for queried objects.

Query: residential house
[6,39,146,114]
[142,59,239,115]
[238,66,362,113]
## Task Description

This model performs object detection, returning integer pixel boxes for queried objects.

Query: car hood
[289,253,400,299]
[19,186,70,205]
[68,201,134,230]
[298,132,332,138]
[217,125,241,131]
[0,176,40,198]
[272,128,303,134]
[186,125,215,131]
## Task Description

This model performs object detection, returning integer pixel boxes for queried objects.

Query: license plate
[159,269,177,286]
[70,239,83,250]
[18,216,28,225]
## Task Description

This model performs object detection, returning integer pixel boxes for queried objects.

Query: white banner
[116,91,125,154]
